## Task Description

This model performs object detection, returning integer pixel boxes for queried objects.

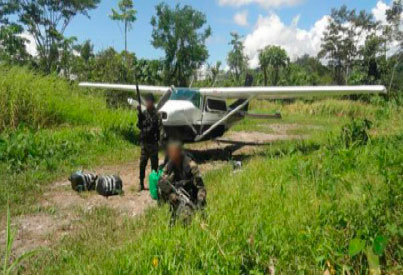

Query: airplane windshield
[170,89,201,108]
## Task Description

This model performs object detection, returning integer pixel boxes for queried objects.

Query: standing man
[137,93,162,191]
[158,141,207,224]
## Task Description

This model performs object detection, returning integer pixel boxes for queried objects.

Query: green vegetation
[0,66,135,131]
[150,3,211,86]
[259,45,289,86]
[0,66,139,213]
[227,32,248,84]
[1,0,101,73]
[2,204,37,274]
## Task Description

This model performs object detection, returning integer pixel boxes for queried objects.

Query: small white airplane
[79,82,386,143]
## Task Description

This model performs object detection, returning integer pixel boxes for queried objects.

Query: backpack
[69,171,97,192]
[95,175,123,197]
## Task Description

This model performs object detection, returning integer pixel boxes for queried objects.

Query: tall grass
[0,65,134,131]
[250,97,399,120]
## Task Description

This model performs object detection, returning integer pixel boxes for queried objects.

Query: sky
[58,0,395,68]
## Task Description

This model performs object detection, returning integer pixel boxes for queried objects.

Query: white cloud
[233,10,249,26]
[372,1,389,23]
[244,13,329,67]
[243,0,401,68]
[218,0,303,9]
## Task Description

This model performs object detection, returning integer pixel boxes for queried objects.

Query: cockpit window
[169,88,201,108]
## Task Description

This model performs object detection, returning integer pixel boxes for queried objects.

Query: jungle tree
[227,32,248,83]
[0,0,28,63]
[209,61,222,85]
[5,0,100,73]
[258,45,289,85]
[110,0,137,53]
[385,0,403,52]
[319,5,377,84]
[71,40,95,80]
[151,3,211,86]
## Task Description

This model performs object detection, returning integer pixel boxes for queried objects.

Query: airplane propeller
[156,86,173,111]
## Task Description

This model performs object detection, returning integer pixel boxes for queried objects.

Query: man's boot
[139,179,145,191]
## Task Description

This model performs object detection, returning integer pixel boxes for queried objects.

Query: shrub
[339,118,372,147]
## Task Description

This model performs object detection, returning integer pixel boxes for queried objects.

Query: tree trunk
[124,20,128,53]
[263,67,268,86]
[274,67,279,86]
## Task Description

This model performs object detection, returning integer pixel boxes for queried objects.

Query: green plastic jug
[149,169,163,200]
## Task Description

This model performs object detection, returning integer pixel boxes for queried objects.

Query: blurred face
[167,144,182,165]
[146,100,154,110]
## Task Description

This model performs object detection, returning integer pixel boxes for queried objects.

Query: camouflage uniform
[137,107,162,189]
[158,154,206,224]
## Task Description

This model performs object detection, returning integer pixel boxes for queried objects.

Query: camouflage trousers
[169,198,206,226]
[168,191,205,226]
[139,143,159,181]
[170,200,194,226]
[158,178,206,225]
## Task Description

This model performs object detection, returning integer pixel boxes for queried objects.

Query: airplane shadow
[185,139,322,165]
[186,144,254,164]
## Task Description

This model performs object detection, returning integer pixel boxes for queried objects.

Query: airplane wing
[199,85,387,99]
[79,82,170,95]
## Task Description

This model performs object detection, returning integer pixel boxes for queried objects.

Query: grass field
[0,66,402,274]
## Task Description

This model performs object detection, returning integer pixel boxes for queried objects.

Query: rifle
[170,182,196,210]
[136,82,143,134]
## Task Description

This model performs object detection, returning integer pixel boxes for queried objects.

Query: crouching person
[158,141,206,225]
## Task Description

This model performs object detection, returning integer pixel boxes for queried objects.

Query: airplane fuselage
[158,88,243,142]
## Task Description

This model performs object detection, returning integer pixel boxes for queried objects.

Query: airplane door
[199,97,227,128]
[205,97,227,114]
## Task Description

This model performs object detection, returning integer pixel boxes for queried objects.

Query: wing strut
[195,96,255,142]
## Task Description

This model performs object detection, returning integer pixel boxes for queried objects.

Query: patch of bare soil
[6,127,308,255]
[4,161,160,256]
[263,123,323,135]
[42,162,156,217]
[224,130,306,143]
